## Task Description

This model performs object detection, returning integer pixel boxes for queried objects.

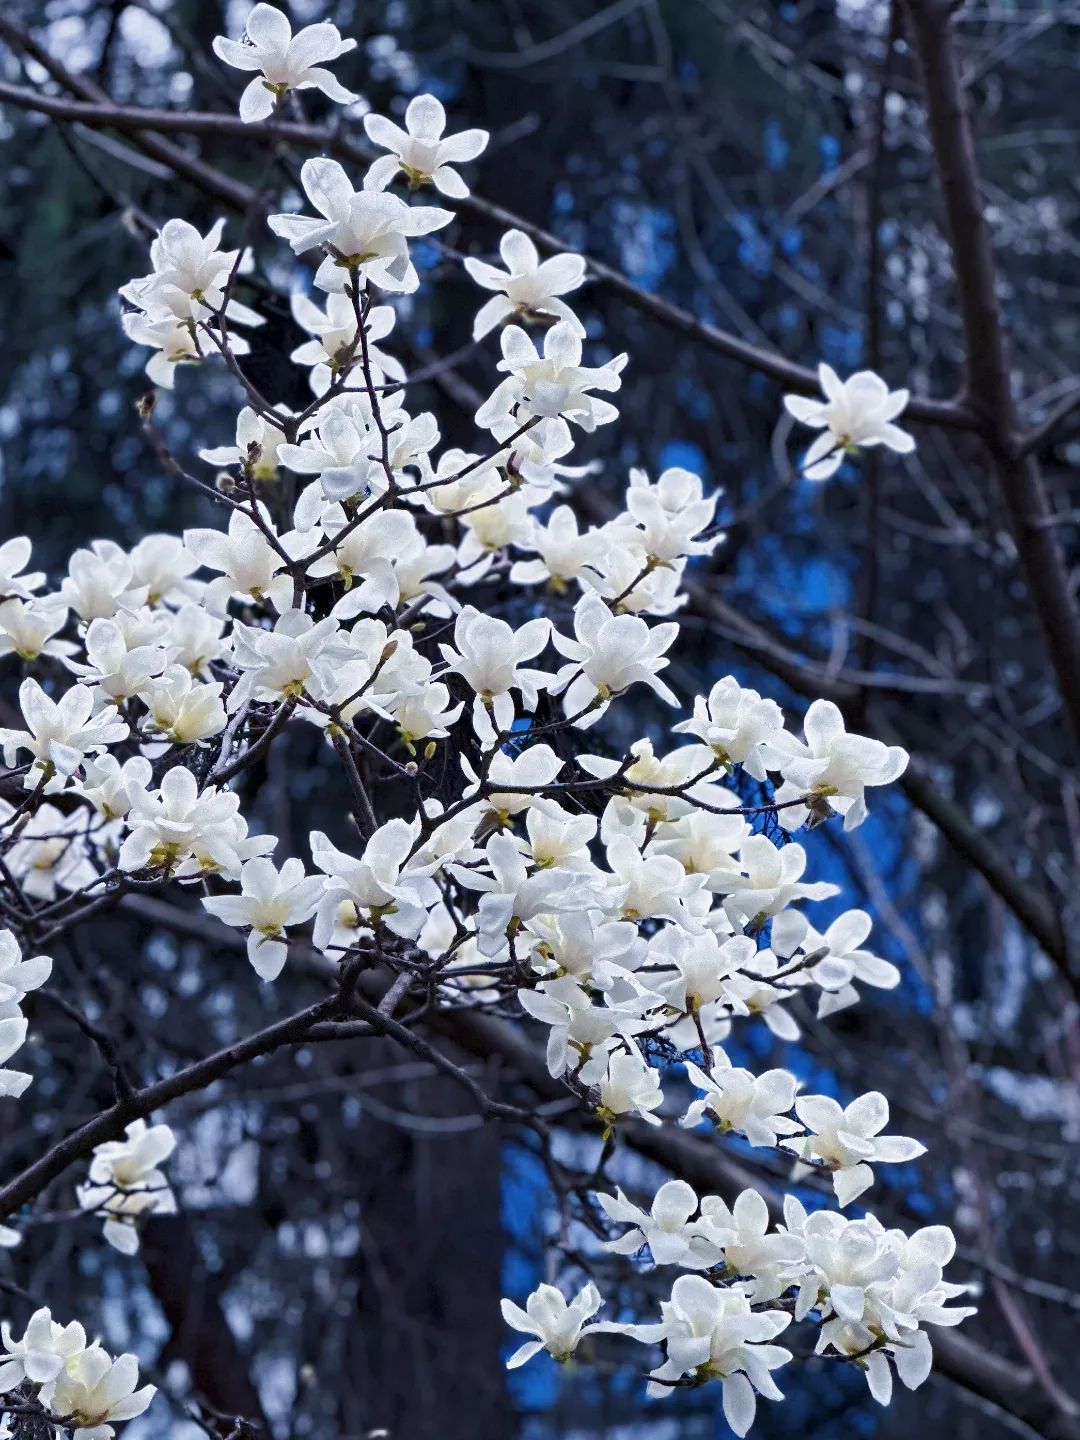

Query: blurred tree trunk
[343,1050,512,1439]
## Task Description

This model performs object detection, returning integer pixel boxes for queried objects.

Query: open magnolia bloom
[365,94,488,197]
[76,1120,178,1254]
[213,3,357,121]
[783,363,914,480]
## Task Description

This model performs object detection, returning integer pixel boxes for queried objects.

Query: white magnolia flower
[203,857,324,980]
[120,218,261,329]
[633,1275,791,1432]
[439,607,551,733]
[119,767,270,880]
[776,700,909,831]
[229,609,343,710]
[600,1180,729,1267]
[0,1308,88,1393]
[128,534,203,608]
[509,505,606,590]
[615,467,719,565]
[517,975,649,1085]
[461,742,564,820]
[311,821,439,946]
[59,541,144,623]
[200,406,288,481]
[67,615,167,705]
[650,929,756,1015]
[598,1046,665,1128]
[0,929,52,1009]
[0,1014,32,1099]
[290,292,404,392]
[140,666,227,745]
[552,593,678,724]
[213,3,357,122]
[50,1346,156,1440]
[604,836,706,929]
[0,596,73,664]
[268,158,452,295]
[365,94,488,197]
[771,908,901,1017]
[0,677,127,792]
[718,834,838,927]
[783,364,914,480]
[784,1091,926,1206]
[0,801,99,902]
[501,1282,618,1367]
[477,322,625,448]
[465,230,586,340]
[0,536,44,600]
[122,309,250,389]
[279,407,383,505]
[455,836,605,959]
[184,505,301,615]
[77,1119,178,1254]
[77,755,152,822]
[696,1189,805,1300]
[682,1059,800,1148]
[673,676,793,780]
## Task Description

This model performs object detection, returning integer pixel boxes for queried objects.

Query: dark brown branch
[0,992,341,1219]
[901,0,1080,746]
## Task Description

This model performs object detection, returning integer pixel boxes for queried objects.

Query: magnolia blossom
[0,1308,88,1392]
[0,677,127,792]
[552,594,678,723]
[0,536,44,600]
[439,607,551,733]
[213,3,357,121]
[119,767,271,880]
[783,364,915,480]
[477,323,625,450]
[682,1059,800,1148]
[0,595,74,663]
[600,1180,729,1267]
[268,158,452,295]
[784,1091,927,1206]
[500,1283,615,1367]
[202,857,323,980]
[184,505,300,615]
[140,666,226,745]
[632,1275,792,1432]
[365,94,488,197]
[200,405,288,480]
[465,230,587,340]
[120,218,260,329]
[0,929,51,1011]
[776,699,909,831]
[598,1046,665,1128]
[673,676,792,780]
[50,1346,156,1440]
[0,1014,32,1099]
[76,1120,178,1254]
[311,821,439,946]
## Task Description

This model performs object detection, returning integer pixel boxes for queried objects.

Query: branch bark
[901,0,1080,747]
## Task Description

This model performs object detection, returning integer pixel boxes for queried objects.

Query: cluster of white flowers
[0,6,939,1434]
[0,1309,154,1440]
[504,1185,974,1433]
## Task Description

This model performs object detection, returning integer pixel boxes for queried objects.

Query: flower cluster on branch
[0,5,956,1435]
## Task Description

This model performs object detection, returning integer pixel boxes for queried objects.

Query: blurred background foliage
[1,1,1079,1438]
